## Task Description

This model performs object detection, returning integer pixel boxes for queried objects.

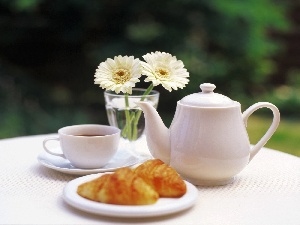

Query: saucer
[63,173,198,217]
[37,147,145,175]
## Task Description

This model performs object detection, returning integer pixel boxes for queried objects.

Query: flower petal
[94,55,142,94]
[142,52,189,92]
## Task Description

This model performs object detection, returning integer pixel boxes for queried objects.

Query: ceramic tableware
[137,83,280,186]
[63,173,198,217]
[37,146,142,175]
[43,124,120,169]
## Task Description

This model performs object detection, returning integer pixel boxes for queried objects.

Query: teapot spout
[137,101,171,164]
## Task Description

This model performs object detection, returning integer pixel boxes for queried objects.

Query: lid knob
[200,83,216,93]
[180,82,236,107]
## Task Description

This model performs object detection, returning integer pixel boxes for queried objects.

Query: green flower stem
[124,94,132,140]
[131,83,154,140]
[122,83,154,141]
[141,83,154,101]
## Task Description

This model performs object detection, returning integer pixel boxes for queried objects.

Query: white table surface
[1,134,300,225]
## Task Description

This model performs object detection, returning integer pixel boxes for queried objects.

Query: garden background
[0,0,299,156]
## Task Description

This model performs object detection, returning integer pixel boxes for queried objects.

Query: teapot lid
[180,83,237,107]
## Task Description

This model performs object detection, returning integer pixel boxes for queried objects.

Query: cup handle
[43,137,66,158]
[242,102,280,161]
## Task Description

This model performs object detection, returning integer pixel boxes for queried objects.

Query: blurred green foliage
[0,0,298,144]
[247,115,300,157]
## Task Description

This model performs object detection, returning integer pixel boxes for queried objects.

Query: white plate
[63,173,198,218]
[37,147,145,175]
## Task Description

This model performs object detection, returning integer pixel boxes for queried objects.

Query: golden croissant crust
[77,168,159,205]
[134,159,187,197]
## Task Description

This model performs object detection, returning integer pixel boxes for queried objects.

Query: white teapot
[137,83,280,186]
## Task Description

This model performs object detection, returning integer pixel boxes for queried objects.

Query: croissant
[77,167,159,205]
[134,159,187,197]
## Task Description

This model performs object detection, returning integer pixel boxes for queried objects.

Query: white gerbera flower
[141,51,189,92]
[94,55,142,94]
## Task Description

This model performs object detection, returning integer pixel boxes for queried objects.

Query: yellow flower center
[155,68,170,79]
[113,69,131,84]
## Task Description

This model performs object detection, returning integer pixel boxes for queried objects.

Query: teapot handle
[242,102,280,161]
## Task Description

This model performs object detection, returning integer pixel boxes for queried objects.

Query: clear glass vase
[104,88,160,155]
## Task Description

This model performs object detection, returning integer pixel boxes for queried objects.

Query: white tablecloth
[0,134,300,225]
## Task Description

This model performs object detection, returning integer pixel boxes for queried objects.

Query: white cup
[43,124,120,169]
